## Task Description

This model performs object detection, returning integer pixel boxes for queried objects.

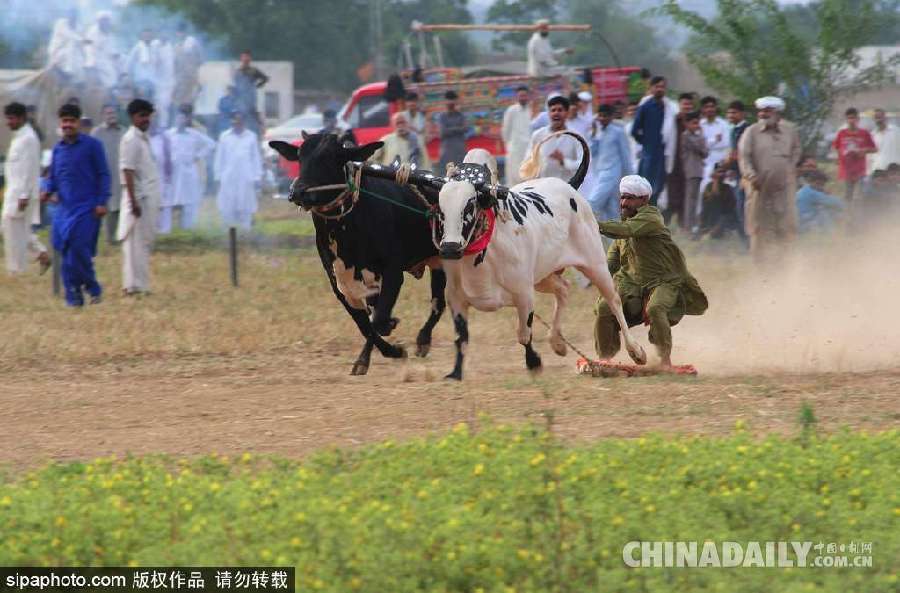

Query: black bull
[269,135,446,375]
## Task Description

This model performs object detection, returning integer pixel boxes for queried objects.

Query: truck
[277,66,640,182]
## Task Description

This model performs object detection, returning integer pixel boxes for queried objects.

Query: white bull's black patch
[499,190,554,225]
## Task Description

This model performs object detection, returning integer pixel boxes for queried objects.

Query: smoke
[677,202,900,375]
[0,0,225,72]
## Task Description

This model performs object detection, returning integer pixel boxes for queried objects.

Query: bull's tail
[518,130,591,190]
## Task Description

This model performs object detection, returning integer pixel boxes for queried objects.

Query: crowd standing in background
[2,13,899,311]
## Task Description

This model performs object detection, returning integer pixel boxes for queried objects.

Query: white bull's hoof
[627,343,647,366]
[549,332,567,357]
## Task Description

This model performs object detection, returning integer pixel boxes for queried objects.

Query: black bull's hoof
[384,343,407,359]
[350,360,369,376]
[415,342,431,358]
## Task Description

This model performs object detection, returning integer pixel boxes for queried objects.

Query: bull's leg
[577,263,647,365]
[444,279,469,381]
[513,292,542,372]
[371,266,404,338]
[315,239,405,365]
[351,338,376,376]
[535,273,569,356]
[416,268,447,358]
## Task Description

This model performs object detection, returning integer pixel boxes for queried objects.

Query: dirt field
[3,348,899,470]
[2,202,898,470]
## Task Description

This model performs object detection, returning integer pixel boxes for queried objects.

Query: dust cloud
[678,211,900,375]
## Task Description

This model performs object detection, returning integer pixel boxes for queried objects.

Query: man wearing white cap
[594,175,708,368]
[738,96,801,261]
[527,20,573,78]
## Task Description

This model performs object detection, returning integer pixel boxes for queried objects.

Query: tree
[659,0,900,151]
[136,0,475,92]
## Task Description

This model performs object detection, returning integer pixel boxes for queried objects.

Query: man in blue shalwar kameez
[41,103,111,307]
[589,103,634,224]
[631,76,674,206]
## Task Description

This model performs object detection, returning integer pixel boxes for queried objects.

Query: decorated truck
[278,66,639,180]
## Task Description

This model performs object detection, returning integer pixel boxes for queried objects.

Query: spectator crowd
[3,15,899,309]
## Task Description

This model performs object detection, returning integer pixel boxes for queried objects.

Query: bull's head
[269,133,383,209]
[413,163,508,260]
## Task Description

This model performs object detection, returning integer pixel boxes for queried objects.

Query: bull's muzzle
[439,241,464,260]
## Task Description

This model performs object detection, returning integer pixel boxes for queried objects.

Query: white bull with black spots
[412,133,646,380]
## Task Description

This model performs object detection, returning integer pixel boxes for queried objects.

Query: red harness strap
[464,209,496,256]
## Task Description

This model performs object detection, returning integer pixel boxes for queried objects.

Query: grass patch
[1,424,897,591]
[253,217,316,239]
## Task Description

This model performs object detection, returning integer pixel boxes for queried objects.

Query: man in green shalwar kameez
[594,175,708,368]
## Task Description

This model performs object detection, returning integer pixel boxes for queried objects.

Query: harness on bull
[301,160,498,255]
[299,165,364,220]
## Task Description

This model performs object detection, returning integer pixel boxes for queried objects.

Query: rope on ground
[532,312,594,361]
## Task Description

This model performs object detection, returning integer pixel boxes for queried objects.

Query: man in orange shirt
[832,107,876,202]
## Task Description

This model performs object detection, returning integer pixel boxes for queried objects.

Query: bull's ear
[301,130,310,140]
[343,141,384,162]
[269,141,299,162]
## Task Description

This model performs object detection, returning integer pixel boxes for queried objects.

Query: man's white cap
[577,91,592,103]
[754,96,785,111]
[547,91,562,100]
[619,175,653,197]
[535,19,551,26]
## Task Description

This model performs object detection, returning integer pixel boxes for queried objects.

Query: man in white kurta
[84,12,120,88]
[501,86,533,185]
[522,95,583,183]
[214,113,262,230]
[699,98,731,183]
[118,99,161,295]
[163,111,215,231]
[127,30,158,100]
[567,92,598,198]
[47,14,85,81]
[870,108,900,173]
[151,34,176,128]
[568,92,595,140]
[173,27,203,108]
[149,124,173,234]
[371,112,431,170]
[2,103,47,274]
[526,20,571,77]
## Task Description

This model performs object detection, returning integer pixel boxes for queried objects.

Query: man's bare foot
[37,252,51,275]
